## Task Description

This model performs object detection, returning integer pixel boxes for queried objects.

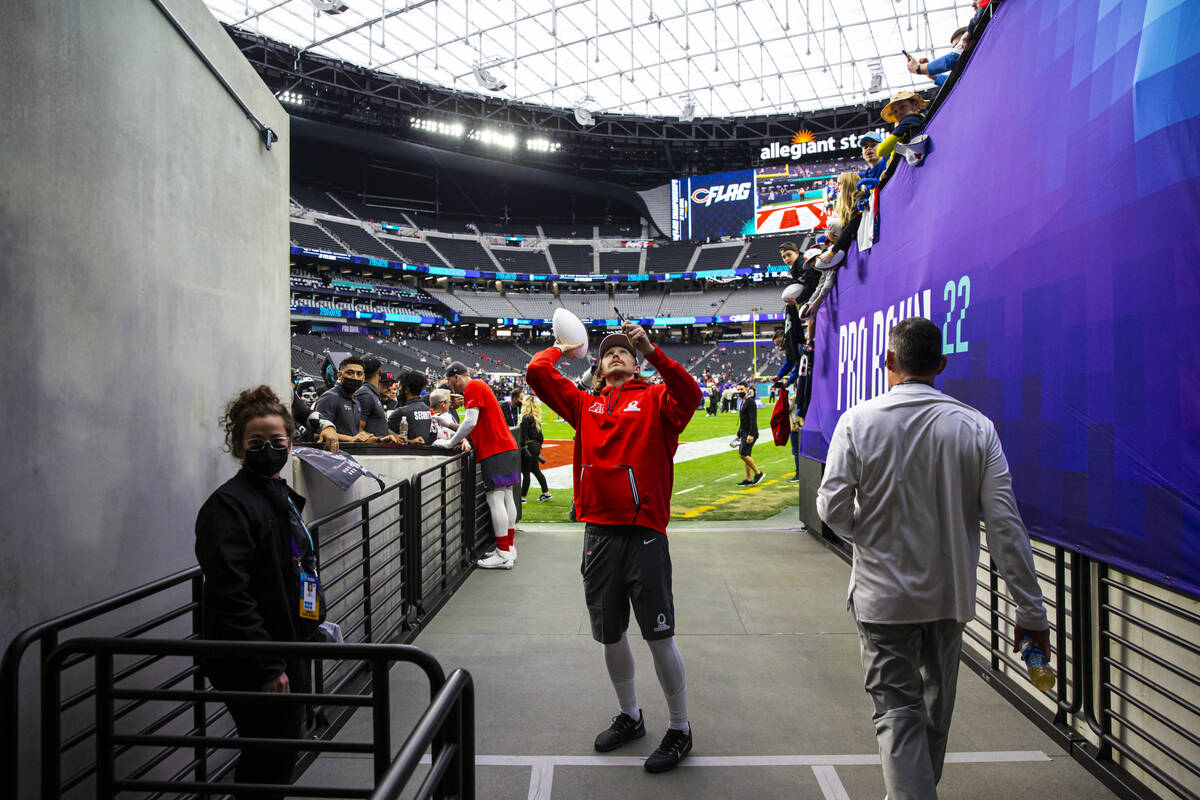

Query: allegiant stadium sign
[760,127,889,161]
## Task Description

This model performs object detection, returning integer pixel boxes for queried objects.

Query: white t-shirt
[432,411,457,442]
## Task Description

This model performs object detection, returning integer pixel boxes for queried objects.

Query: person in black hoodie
[195,386,326,799]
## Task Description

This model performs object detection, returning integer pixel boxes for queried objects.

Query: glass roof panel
[205,0,977,117]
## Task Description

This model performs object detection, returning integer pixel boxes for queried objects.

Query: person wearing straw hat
[877,90,930,166]
[526,320,703,774]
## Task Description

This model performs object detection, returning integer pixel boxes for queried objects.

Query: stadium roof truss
[205,0,978,120]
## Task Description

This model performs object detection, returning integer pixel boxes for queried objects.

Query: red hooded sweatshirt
[526,346,702,535]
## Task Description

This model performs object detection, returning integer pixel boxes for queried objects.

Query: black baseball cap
[445,361,470,377]
[379,372,396,385]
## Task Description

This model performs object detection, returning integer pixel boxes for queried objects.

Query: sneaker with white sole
[476,549,514,570]
[751,472,765,485]
[537,493,553,502]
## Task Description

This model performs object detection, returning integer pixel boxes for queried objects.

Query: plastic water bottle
[398,417,409,440]
[1019,637,1056,691]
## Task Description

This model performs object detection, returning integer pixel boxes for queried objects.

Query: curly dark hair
[221,385,295,458]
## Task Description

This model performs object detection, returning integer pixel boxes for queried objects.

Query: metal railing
[814,521,1200,800]
[2,452,488,798]
[40,638,471,799]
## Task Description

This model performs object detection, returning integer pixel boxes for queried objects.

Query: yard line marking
[812,765,852,800]
[674,485,703,495]
[420,750,1051,768]
[528,758,554,800]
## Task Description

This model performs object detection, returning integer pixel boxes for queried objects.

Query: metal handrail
[42,637,467,800]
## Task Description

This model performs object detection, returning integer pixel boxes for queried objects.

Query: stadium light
[468,129,517,148]
[868,61,884,93]
[573,106,596,127]
[526,138,562,152]
[410,117,465,137]
[277,90,304,106]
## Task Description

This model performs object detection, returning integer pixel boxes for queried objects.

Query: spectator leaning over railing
[518,394,552,503]
[195,386,325,800]
[314,356,374,443]
[876,90,930,170]
[858,133,886,182]
[907,27,970,87]
[435,362,522,570]
[289,389,340,454]
[428,388,458,442]
[356,357,398,442]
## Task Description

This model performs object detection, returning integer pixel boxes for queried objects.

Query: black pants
[209,672,304,800]
[521,452,548,496]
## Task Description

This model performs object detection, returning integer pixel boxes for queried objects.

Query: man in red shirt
[435,362,521,569]
[526,320,702,774]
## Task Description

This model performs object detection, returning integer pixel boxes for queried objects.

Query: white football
[781,283,805,302]
[813,249,845,271]
[552,308,589,359]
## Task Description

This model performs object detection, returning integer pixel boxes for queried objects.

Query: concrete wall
[0,0,289,648]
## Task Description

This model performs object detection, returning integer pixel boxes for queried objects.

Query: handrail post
[1053,548,1069,725]
[988,557,1002,671]
[39,631,61,799]
[372,657,392,783]
[1096,560,1113,761]
[407,477,424,623]
[362,499,375,642]
[191,575,210,792]
[95,652,115,800]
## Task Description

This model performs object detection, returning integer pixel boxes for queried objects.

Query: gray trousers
[854,608,965,800]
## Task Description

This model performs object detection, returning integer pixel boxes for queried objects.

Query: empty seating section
[656,343,711,371]
[611,289,665,318]
[291,222,346,253]
[481,222,541,237]
[598,222,641,238]
[492,248,551,273]
[557,292,607,319]
[692,244,744,270]
[541,222,593,239]
[423,287,476,316]
[427,237,494,271]
[548,244,593,274]
[505,292,560,318]
[320,221,398,260]
[657,290,730,317]
[290,185,348,216]
[291,347,325,377]
[332,195,411,225]
[379,237,450,269]
[457,292,520,318]
[645,243,697,273]
[598,251,642,274]
[716,284,787,315]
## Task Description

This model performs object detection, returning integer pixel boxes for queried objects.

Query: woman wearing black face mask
[194,385,325,799]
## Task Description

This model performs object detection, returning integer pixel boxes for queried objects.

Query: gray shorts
[580,523,675,644]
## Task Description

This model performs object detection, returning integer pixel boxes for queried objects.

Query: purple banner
[802,0,1200,596]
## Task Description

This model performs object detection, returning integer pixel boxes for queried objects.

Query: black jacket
[518,415,544,459]
[195,468,325,689]
[737,394,759,440]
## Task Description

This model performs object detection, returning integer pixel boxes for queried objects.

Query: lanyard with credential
[286,498,317,568]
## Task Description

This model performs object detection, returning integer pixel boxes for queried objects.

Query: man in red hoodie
[526,320,702,774]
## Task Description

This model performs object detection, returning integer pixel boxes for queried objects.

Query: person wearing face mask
[194,385,326,799]
[314,356,374,443]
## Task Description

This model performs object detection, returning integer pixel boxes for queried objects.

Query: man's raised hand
[621,320,654,356]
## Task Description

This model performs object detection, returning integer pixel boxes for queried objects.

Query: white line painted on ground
[812,765,852,800]
[422,750,1050,768]
[528,759,554,800]
[674,485,702,495]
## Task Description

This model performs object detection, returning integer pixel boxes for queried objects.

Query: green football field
[519,406,802,523]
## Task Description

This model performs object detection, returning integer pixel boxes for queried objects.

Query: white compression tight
[485,487,517,546]
[603,635,689,731]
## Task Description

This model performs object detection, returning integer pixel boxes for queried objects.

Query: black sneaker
[751,472,765,485]
[644,726,693,773]
[786,475,801,483]
[736,479,752,486]
[594,711,645,752]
